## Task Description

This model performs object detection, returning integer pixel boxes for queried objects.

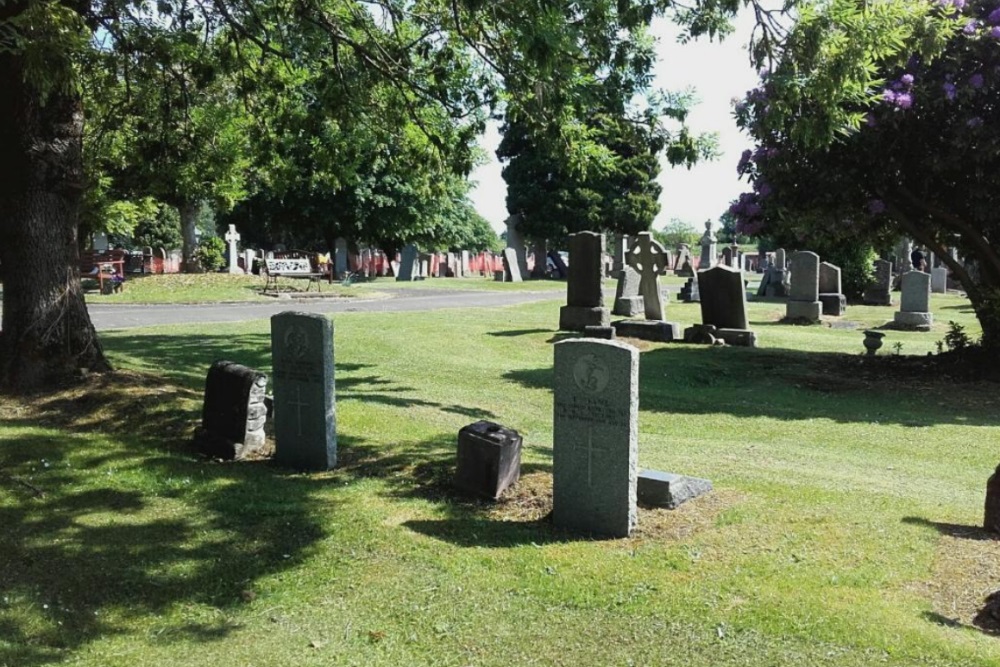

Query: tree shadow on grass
[486,328,552,337]
[505,343,1000,427]
[901,516,998,541]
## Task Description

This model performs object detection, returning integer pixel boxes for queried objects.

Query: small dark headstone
[455,421,522,500]
[637,470,712,509]
[584,325,616,340]
[985,464,1000,533]
[197,360,268,460]
[612,319,681,342]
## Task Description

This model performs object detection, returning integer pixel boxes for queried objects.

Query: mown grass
[2,293,999,666]
[85,273,361,303]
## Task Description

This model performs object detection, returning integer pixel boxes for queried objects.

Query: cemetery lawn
[85,273,365,303]
[3,292,1000,666]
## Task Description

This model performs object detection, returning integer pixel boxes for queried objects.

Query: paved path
[85,287,564,331]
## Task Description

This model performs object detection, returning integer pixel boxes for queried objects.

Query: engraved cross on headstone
[225,224,241,274]
[288,385,309,437]
[578,427,608,486]
[625,231,669,320]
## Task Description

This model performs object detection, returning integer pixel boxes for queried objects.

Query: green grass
[85,273,363,303]
[2,294,999,666]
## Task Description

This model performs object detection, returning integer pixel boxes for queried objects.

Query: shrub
[194,236,226,272]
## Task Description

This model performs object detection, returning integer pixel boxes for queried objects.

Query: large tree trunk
[0,40,111,392]
[180,200,200,271]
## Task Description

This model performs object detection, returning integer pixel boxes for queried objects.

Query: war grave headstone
[502,247,524,282]
[685,264,757,347]
[931,267,948,294]
[785,251,822,322]
[396,244,420,281]
[454,421,522,500]
[552,339,638,538]
[559,231,609,331]
[195,360,268,460]
[818,261,847,316]
[893,270,933,330]
[613,232,681,342]
[863,259,893,305]
[225,224,242,274]
[270,312,337,470]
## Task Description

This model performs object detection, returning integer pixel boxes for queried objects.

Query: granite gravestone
[612,264,644,317]
[334,238,349,277]
[505,215,529,278]
[197,360,268,460]
[931,267,948,294]
[985,464,1000,533]
[531,241,548,278]
[615,232,681,341]
[685,264,756,347]
[818,261,847,316]
[455,421,522,500]
[553,339,638,538]
[397,244,419,281]
[225,225,241,274]
[559,231,609,330]
[611,234,627,277]
[270,312,337,470]
[502,248,524,282]
[674,244,694,277]
[893,270,933,330]
[863,259,893,305]
[698,221,718,270]
[785,251,822,321]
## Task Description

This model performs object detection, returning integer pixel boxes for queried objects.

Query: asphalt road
[84,287,565,331]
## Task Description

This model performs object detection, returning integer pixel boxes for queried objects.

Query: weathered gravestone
[559,231,609,330]
[455,421,522,500]
[396,244,419,281]
[614,232,681,341]
[612,265,644,317]
[531,241,548,278]
[505,214,529,278]
[698,221,718,270]
[674,244,694,277]
[611,234,627,277]
[502,247,524,282]
[685,264,757,347]
[334,237,349,277]
[721,246,735,268]
[270,312,337,470]
[785,251,822,322]
[553,339,638,538]
[196,360,268,459]
[758,248,789,298]
[818,261,847,316]
[637,470,713,509]
[931,267,948,294]
[225,225,241,274]
[985,464,1000,533]
[863,259,893,305]
[893,270,933,330]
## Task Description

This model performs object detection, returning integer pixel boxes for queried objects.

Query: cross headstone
[270,312,336,470]
[625,232,669,321]
[225,225,241,274]
[552,338,638,538]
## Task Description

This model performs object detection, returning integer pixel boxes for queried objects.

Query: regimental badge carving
[572,354,609,394]
[283,326,308,360]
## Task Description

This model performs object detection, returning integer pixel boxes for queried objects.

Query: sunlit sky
[468,11,762,234]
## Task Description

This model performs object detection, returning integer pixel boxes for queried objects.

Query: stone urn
[862,330,885,356]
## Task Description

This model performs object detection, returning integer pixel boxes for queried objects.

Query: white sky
[468,11,761,234]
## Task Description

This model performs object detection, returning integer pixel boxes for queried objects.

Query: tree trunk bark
[0,41,111,392]
[180,201,200,271]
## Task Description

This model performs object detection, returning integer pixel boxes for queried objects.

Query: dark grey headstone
[697,265,749,330]
[553,339,638,538]
[863,259,893,305]
[819,262,842,294]
[270,312,336,470]
[985,464,1000,533]
[559,231,608,331]
[197,360,268,460]
[547,250,567,279]
[819,293,846,316]
[612,265,643,317]
[397,244,419,281]
[612,319,681,342]
[455,421,522,500]
[583,325,616,340]
[637,470,712,509]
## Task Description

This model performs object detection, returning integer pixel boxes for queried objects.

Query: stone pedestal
[819,293,847,316]
[612,320,681,342]
[560,306,610,330]
[455,421,522,500]
[786,299,822,321]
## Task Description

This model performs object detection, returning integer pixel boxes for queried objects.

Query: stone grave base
[493,270,505,281]
[683,324,757,347]
[612,296,644,317]
[893,310,933,330]
[455,420,522,500]
[785,300,822,321]
[765,284,788,298]
[819,293,847,316]
[612,319,681,342]
[985,464,1000,533]
[638,470,713,509]
[559,305,610,331]
[583,325,615,340]
[679,278,699,303]
[193,428,267,461]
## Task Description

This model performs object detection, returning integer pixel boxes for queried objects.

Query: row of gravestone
[560,231,757,347]
[196,313,710,538]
